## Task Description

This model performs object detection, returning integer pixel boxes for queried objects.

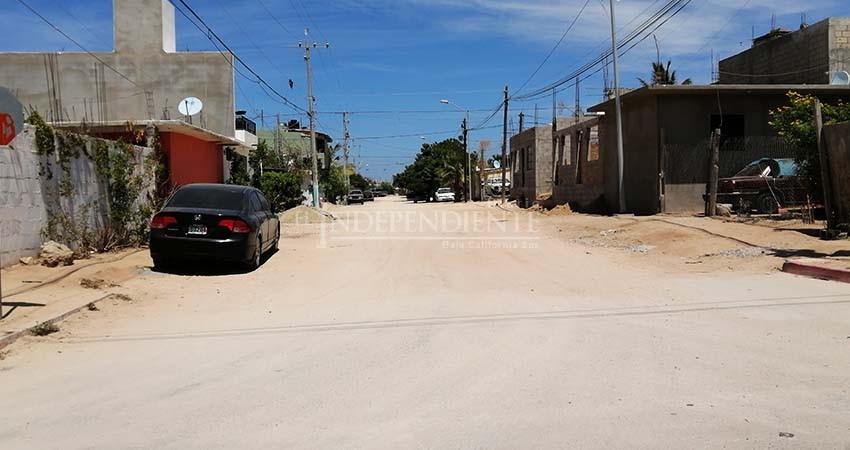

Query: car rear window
[168,187,245,210]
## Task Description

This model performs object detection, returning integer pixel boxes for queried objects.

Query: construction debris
[279,206,336,224]
[79,278,117,290]
[39,241,75,267]
[543,204,573,216]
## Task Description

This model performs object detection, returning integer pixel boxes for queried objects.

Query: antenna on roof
[770,13,777,31]
[178,97,203,124]
[800,12,808,29]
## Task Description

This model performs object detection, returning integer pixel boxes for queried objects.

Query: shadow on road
[149,249,279,276]
[66,293,850,344]
[1,301,46,319]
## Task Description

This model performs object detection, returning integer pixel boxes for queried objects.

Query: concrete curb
[0,293,114,351]
[782,260,850,284]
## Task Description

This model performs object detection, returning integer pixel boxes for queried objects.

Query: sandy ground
[1,197,849,449]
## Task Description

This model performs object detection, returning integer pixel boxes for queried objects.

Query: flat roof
[588,84,850,112]
[50,120,254,155]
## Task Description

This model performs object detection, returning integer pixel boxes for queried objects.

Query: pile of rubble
[19,241,77,267]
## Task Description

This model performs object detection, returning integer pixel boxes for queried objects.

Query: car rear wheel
[152,257,170,270]
[756,192,779,214]
[246,235,262,270]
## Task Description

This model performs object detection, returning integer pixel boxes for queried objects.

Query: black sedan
[150,184,280,270]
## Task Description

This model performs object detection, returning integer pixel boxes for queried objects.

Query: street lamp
[440,99,472,202]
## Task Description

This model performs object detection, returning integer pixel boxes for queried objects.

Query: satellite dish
[178,97,204,116]
[493,160,501,169]
[830,71,850,85]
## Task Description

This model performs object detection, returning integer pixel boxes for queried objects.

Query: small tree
[349,172,371,190]
[769,92,850,191]
[227,150,250,186]
[321,164,347,204]
[260,172,303,211]
[378,181,395,194]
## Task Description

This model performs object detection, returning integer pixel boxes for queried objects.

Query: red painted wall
[161,132,223,188]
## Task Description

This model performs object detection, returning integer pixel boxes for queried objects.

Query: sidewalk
[1,249,150,349]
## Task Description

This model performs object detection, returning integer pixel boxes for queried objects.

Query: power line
[512,0,592,98]
[255,0,298,39]
[353,125,500,141]
[514,0,693,101]
[50,0,109,44]
[210,0,293,84]
[172,0,305,113]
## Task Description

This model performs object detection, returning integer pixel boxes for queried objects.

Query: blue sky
[3,0,846,180]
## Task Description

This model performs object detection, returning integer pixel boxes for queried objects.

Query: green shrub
[260,172,303,211]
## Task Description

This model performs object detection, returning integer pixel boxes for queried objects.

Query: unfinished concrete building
[509,118,574,207]
[0,0,236,137]
[719,17,850,85]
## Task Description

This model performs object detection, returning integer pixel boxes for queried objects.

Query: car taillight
[150,214,177,229]
[218,219,251,233]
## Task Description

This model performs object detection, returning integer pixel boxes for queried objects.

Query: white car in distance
[435,187,455,202]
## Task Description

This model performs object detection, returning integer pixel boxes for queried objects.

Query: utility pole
[815,99,837,230]
[479,145,486,201]
[296,29,329,208]
[575,79,582,121]
[706,128,721,217]
[274,113,281,157]
[342,111,350,192]
[440,99,471,202]
[609,0,627,213]
[462,116,470,202]
[552,88,559,189]
[501,86,509,204]
[518,112,524,133]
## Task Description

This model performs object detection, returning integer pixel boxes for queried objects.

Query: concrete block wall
[551,120,605,212]
[0,128,45,266]
[0,125,153,267]
[509,119,574,207]
[719,17,850,85]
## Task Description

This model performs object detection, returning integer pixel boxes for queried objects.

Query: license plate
[187,224,207,235]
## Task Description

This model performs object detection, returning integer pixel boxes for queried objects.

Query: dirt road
[1,197,849,449]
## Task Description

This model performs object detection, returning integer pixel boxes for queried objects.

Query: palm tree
[437,153,465,201]
[638,60,692,87]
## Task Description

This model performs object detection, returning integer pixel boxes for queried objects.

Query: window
[526,146,535,170]
[588,129,600,162]
[168,187,245,211]
[710,114,746,151]
[249,192,263,212]
[257,192,271,211]
[562,135,571,165]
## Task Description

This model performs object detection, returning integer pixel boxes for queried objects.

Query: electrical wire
[514,0,693,101]
[512,0,593,98]
[173,0,305,113]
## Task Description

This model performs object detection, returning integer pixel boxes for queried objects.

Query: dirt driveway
[1,197,849,449]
